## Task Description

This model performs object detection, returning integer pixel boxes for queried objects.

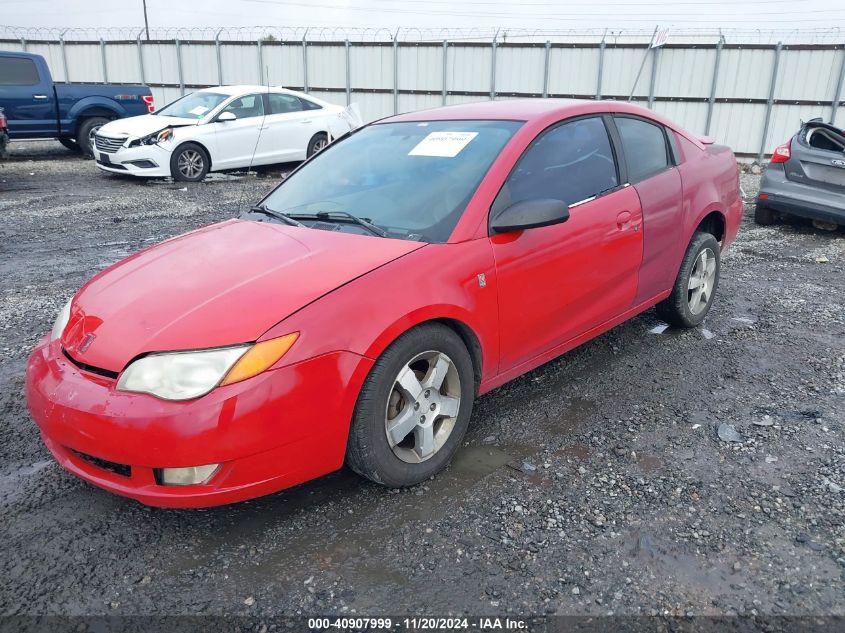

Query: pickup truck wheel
[754,203,776,225]
[170,143,210,182]
[656,232,721,328]
[58,137,81,153]
[345,324,474,488]
[76,117,109,157]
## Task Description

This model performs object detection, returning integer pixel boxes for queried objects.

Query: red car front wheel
[346,323,475,487]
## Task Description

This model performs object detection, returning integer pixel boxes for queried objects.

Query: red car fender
[260,238,500,387]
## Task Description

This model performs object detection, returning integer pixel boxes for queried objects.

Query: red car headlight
[116,333,299,400]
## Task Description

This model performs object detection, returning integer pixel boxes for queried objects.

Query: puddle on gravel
[637,455,662,473]
[0,460,55,505]
[626,532,733,596]
[164,445,520,585]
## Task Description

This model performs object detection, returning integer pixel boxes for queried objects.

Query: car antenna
[238,65,271,215]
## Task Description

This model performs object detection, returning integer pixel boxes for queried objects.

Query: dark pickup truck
[0,51,154,156]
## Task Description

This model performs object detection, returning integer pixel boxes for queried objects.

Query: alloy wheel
[384,351,461,464]
[177,149,204,179]
[687,248,717,315]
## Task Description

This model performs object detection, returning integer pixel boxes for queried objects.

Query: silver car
[756,118,845,229]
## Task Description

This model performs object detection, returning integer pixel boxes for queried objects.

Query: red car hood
[61,219,425,373]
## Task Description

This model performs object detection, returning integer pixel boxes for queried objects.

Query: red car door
[490,115,644,372]
[611,115,685,304]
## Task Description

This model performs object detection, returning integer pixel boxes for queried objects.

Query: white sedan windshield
[156,92,228,119]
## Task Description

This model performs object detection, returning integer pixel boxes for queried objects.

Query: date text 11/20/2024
[307,617,528,630]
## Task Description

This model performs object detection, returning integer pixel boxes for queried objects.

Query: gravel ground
[1,141,843,620]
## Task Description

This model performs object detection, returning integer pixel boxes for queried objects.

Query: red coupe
[26,99,742,507]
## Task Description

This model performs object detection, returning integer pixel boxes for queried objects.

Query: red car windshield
[261,119,523,242]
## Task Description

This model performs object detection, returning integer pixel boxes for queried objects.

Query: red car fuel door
[487,115,644,372]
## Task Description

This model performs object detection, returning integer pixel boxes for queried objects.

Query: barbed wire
[0,25,842,44]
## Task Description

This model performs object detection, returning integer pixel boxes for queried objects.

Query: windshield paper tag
[409,132,478,158]
[189,106,209,116]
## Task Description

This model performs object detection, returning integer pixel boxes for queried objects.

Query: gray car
[756,118,845,229]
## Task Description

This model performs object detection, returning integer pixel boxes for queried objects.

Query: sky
[3,0,845,33]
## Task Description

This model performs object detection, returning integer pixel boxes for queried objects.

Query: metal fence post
[393,33,399,114]
[490,31,498,100]
[136,30,146,85]
[100,38,108,84]
[758,41,783,163]
[831,45,845,124]
[215,30,223,85]
[175,38,185,96]
[596,29,607,99]
[302,31,309,92]
[647,46,659,108]
[345,40,352,106]
[20,38,26,52]
[257,38,264,85]
[542,40,551,98]
[705,35,724,135]
[442,40,448,105]
[60,32,70,83]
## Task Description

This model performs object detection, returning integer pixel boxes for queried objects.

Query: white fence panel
[496,46,545,95]
[548,47,599,96]
[4,32,843,158]
[601,47,650,98]
[140,43,180,85]
[307,44,346,89]
[64,44,103,83]
[398,45,442,93]
[776,49,840,101]
[350,45,392,90]
[220,43,260,86]
[104,43,142,85]
[654,47,714,99]
[180,43,217,86]
[448,45,492,94]
[715,48,774,100]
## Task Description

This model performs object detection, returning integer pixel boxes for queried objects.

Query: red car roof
[382,98,703,147]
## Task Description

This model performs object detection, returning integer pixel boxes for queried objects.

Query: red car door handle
[616,211,632,229]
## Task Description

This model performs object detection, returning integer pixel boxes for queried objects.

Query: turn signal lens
[220,333,299,386]
[770,141,791,164]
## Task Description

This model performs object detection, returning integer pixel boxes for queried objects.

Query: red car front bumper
[25,336,372,508]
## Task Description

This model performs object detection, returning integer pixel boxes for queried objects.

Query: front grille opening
[94,134,127,153]
[62,349,119,380]
[71,449,131,478]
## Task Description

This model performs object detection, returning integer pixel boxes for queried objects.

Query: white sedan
[92,86,361,181]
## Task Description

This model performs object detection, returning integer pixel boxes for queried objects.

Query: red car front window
[260,119,523,243]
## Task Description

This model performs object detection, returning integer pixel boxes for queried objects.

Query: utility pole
[142,0,150,41]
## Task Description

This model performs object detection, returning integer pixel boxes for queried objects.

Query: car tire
[58,137,81,153]
[170,143,210,182]
[655,232,721,328]
[306,132,329,158]
[76,117,110,157]
[346,323,475,488]
[754,203,776,225]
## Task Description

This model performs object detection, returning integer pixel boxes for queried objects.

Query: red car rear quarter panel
[632,168,685,304]
[676,144,741,253]
[262,239,500,386]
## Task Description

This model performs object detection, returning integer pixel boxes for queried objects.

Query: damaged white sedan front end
[92,85,360,182]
